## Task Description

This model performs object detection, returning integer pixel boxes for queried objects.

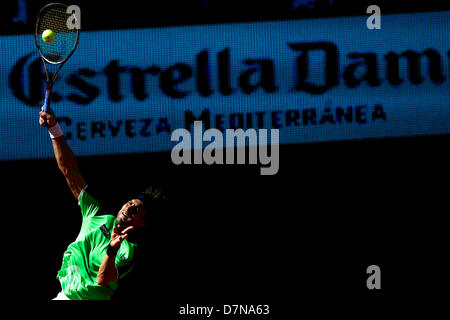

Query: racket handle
[43,88,52,113]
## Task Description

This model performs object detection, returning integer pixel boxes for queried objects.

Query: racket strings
[37,4,78,64]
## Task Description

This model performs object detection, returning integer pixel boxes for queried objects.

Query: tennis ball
[42,29,55,43]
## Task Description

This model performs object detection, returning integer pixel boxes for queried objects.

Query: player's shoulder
[78,185,95,205]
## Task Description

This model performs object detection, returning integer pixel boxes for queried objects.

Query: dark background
[6,137,450,307]
[2,0,449,314]
[2,0,450,35]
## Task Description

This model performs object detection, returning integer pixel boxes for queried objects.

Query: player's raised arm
[39,106,87,200]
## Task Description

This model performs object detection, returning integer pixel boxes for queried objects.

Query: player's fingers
[39,115,48,125]
[113,226,118,234]
[122,226,134,234]
[40,111,50,119]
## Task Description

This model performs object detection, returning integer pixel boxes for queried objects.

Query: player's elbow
[96,274,104,286]
[59,163,79,177]
[96,272,109,286]
[97,275,109,287]
[59,166,70,177]
[97,272,117,287]
[97,280,109,287]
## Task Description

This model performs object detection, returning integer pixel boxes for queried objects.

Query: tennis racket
[35,3,80,123]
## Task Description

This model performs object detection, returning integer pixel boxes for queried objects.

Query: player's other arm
[97,254,118,286]
[39,106,87,200]
[97,226,134,286]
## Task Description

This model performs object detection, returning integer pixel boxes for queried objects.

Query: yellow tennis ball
[42,29,55,43]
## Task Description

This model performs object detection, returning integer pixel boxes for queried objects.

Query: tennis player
[40,106,161,300]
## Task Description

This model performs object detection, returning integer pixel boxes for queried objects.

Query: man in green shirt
[40,106,158,300]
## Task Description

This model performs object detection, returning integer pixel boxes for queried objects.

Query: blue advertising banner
[1,11,449,160]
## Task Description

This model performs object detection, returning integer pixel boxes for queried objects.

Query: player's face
[116,198,146,229]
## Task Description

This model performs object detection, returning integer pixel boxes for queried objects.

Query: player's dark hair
[131,184,167,218]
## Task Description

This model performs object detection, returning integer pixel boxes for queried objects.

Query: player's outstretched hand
[110,226,134,248]
[39,105,56,128]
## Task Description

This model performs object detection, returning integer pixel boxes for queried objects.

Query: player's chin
[116,217,132,228]
[116,216,126,226]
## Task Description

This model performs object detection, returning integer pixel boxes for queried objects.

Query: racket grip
[43,88,52,113]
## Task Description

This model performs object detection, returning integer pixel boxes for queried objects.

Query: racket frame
[34,2,80,115]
